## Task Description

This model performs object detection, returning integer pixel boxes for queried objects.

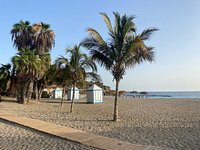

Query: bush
[41,91,50,98]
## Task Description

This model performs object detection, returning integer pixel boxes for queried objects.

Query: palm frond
[138,28,158,41]
[87,28,106,45]
[100,12,114,34]
[86,72,102,83]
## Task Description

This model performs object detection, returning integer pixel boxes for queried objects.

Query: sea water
[126,91,200,99]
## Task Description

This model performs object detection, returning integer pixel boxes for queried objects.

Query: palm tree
[10,20,34,97]
[32,22,55,99]
[10,20,55,100]
[55,57,71,106]
[37,63,56,100]
[12,48,41,103]
[32,54,51,99]
[82,12,157,121]
[56,44,100,112]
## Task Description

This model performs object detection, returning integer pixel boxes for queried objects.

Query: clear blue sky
[0,0,200,91]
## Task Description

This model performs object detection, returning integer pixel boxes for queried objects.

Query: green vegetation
[12,48,41,103]
[0,64,11,100]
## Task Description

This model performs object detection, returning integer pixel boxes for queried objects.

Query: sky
[0,0,200,91]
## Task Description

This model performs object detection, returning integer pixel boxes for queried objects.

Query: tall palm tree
[10,20,55,101]
[56,44,100,112]
[10,20,34,97]
[12,48,41,103]
[36,56,53,100]
[32,54,51,99]
[82,12,158,121]
[32,22,55,99]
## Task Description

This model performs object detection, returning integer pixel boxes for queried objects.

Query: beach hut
[67,87,80,100]
[52,87,62,99]
[87,84,103,104]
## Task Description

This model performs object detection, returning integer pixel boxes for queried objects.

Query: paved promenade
[0,113,172,150]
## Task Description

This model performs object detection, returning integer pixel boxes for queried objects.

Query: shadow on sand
[0,98,17,103]
[39,99,88,105]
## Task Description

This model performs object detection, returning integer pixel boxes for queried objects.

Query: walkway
[0,113,172,150]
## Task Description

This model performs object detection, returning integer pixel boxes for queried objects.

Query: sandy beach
[0,97,200,150]
[0,119,99,150]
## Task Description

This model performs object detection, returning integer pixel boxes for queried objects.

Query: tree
[37,64,57,100]
[12,48,41,103]
[55,56,71,106]
[10,20,55,100]
[56,44,100,112]
[82,12,157,121]
[32,22,55,99]
[32,54,51,99]
[10,20,34,97]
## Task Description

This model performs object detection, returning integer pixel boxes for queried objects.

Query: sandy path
[0,97,200,149]
[0,119,99,150]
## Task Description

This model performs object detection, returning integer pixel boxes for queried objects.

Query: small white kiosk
[87,84,103,104]
[53,87,62,99]
[67,87,80,100]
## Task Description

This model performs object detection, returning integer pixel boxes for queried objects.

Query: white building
[87,84,103,104]
[67,87,79,100]
[53,88,62,99]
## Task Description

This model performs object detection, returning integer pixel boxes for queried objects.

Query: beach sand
[0,119,99,150]
[0,97,200,150]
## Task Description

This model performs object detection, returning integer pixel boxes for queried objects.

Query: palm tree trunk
[37,85,40,100]
[33,81,39,100]
[61,86,65,106]
[37,81,43,100]
[27,80,34,102]
[113,80,120,121]
[16,80,23,104]
[0,94,1,101]
[21,83,26,104]
[8,68,16,96]
[38,88,43,100]
[70,84,76,113]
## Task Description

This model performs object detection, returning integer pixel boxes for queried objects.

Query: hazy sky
[0,0,200,91]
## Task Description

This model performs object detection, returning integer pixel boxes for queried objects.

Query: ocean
[125,91,200,99]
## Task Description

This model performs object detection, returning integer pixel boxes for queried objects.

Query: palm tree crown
[55,44,100,111]
[82,12,157,81]
[12,48,41,77]
[56,44,99,85]
[32,22,55,55]
[11,20,33,50]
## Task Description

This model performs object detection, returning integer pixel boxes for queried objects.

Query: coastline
[125,91,200,99]
[0,97,200,149]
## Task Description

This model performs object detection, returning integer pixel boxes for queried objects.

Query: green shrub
[41,91,50,98]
